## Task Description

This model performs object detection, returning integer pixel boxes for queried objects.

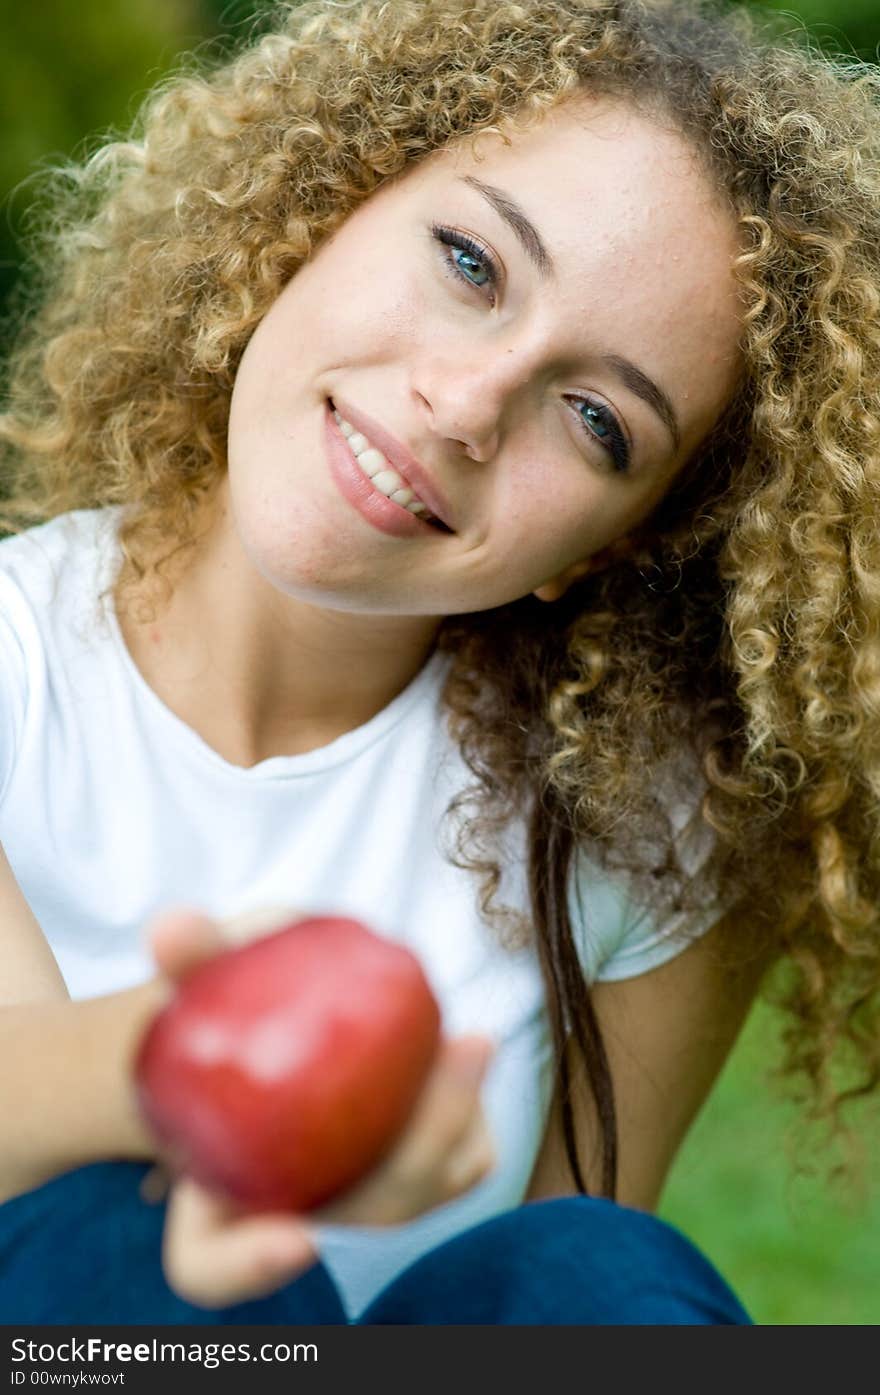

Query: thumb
[148,908,225,983]
[443,1034,495,1086]
[163,1178,318,1309]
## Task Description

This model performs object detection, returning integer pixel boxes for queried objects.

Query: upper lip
[330,396,456,531]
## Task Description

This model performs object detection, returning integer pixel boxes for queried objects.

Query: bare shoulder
[0,841,68,1005]
[526,909,773,1211]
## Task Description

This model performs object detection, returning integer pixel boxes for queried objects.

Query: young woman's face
[226,97,743,616]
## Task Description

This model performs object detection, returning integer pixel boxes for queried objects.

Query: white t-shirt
[0,510,715,1317]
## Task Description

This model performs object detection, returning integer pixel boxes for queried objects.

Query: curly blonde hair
[3,0,880,1195]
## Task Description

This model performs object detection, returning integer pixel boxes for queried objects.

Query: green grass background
[659,1001,880,1324]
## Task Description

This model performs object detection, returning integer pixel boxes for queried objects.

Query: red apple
[134,915,441,1211]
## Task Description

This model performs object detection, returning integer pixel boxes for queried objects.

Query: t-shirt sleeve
[0,571,32,806]
[568,811,724,984]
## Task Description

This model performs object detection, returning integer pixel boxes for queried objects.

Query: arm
[0,839,166,1201]
[525,910,772,1210]
[1,872,496,1306]
[0,985,168,1203]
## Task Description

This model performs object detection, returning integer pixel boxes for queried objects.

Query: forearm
[0,979,167,1202]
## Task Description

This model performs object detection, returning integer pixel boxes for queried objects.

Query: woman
[0,0,877,1323]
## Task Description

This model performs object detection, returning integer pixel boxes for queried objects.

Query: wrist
[119,977,172,1159]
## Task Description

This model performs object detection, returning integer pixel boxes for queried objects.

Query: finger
[220,905,304,946]
[148,909,224,982]
[320,1107,495,1226]
[316,1035,494,1225]
[163,1178,318,1309]
[395,1034,494,1166]
[138,1164,171,1204]
[440,1114,497,1200]
[149,905,302,982]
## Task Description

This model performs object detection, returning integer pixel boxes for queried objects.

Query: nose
[411,344,524,462]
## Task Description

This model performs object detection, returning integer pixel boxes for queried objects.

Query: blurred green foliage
[761,0,879,57]
[0,0,206,325]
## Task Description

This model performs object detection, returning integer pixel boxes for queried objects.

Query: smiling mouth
[330,405,453,532]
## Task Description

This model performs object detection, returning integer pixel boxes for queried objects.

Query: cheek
[296,236,426,357]
[233,478,361,597]
[496,454,606,556]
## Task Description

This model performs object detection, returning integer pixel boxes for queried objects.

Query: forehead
[435,96,737,289]
[415,97,744,450]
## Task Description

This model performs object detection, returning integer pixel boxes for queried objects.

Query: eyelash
[567,398,631,474]
[430,223,631,475]
[431,223,501,301]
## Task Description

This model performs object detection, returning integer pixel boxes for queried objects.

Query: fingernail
[138,1165,170,1205]
[454,1041,492,1084]
[267,1235,314,1275]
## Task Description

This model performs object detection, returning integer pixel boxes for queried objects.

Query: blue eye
[431,224,499,299]
[452,247,490,286]
[580,403,609,438]
[573,398,631,474]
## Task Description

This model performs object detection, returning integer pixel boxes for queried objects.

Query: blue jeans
[0,1162,751,1324]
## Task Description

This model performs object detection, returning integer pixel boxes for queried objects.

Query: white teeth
[333,406,437,521]
[371,469,404,496]
[333,410,354,440]
[356,447,387,478]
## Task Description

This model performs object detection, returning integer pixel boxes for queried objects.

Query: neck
[115,498,442,767]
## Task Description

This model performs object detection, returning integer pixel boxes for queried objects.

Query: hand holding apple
[136,914,444,1211]
[139,907,495,1307]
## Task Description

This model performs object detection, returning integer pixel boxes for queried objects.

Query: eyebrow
[460,176,553,276]
[460,176,681,453]
[602,354,681,453]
